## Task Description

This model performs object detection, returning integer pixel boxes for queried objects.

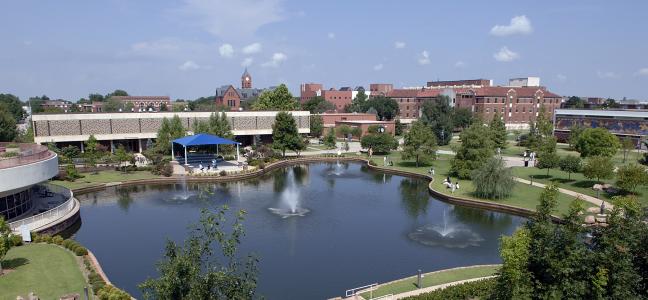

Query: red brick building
[215,85,241,111]
[426,79,492,88]
[369,83,393,96]
[300,83,323,102]
[111,96,171,112]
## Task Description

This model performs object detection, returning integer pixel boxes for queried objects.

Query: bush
[97,285,132,300]
[52,235,64,245]
[74,246,88,256]
[219,170,227,176]
[402,278,496,300]
[62,239,74,248]
[88,272,107,295]
[10,234,23,246]
[258,160,265,169]
[1,151,19,158]
[161,163,173,177]
[471,157,515,200]
[41,234,53,244]
[65,164,84,182]
[368,160,377,166]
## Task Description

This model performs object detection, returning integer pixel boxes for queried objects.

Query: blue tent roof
[172,133,239,147]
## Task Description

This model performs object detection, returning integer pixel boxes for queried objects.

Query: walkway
[513,177,613,209]
[389,276,496,299]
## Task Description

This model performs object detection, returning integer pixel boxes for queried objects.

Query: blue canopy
[172,133,239,147]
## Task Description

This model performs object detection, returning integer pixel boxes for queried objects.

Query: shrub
[65,164,84,182]
[10,234,23,246]
[74,246,88,256]
[41,234,53,244]
[88,272,107,295]
[368,160,377,166]
[62,239,74,248]
[52,235,64,245]
[472,157,515,200]
[258,160,265,169]
[219,170,227,176]
[31,233,42,242]
[402,278,496,300]
[97,285,132,300]
[1,151,19,158]
[161,163,173,177]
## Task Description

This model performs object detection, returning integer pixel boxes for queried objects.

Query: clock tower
[241,68,252,89]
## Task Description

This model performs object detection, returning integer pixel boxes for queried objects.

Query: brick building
[110,96,171,112]
[215,85,241,111]
[215,68,271,110]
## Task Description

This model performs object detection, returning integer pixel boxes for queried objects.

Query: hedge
[402,278,496,300]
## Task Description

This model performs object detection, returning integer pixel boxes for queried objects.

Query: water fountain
[408,209,484,248]
[268,169,310,218]
[171,175,196,201]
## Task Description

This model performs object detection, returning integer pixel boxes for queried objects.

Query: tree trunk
[568,172,571,180]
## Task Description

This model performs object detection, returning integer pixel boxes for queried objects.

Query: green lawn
[364,152,593,215]
[0,244,86,299]
[51,170,162,190]
[360,265,499,299]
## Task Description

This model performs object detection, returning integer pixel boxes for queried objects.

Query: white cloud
[557,74,567,82]
[241,57,254,67]
[493,46,519,62]
[327,32,336,39]
[597,71,619,79]
[454,61,466,68]
[219,43,234,58]
[176,0,285,39]
[373,63,384,71]
[261,52,287,67]
[178,60,201,71]
[394,41,406,49]
[131,40,180,54]
[242,42,262,54]
[418,50,430,65]
[635,68,648,76]
[490,15,533,36]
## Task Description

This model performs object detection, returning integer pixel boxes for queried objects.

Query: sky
[1,0,647,102]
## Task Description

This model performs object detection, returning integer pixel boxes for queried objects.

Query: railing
[370,294,393,300]
[345,283,378,298]
[9,184,76,232]
[0,143,53,169]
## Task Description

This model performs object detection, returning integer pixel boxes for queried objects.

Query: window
[486,108,490,113]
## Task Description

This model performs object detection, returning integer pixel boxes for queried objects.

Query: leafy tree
[0,94,24,121]
[394,119,405,136]
[253,84,299,111]
[14,122,34,143]
[309,115,324,137]
[489,112,507,150]
[0,217,12,274]
[337,125,351,139]
[345,89,368,113]
[471,157,515,199]
[302,96,334,113]
[564,96,585,109]
[350,127,362,140]
[364,96,399,121]
[114,145,133,173]
[103,97,123,112]
[567,124,585,150]
[575,128,620,157]
[322,128,336,149]
[0,106,17,142]
[620,136,635,163]
[451,123,494,179]
[452,107,474,130]
[616,164,648,193]
[495,227,532,299]
[535,105,553,137]
[61,145,81,160]
[139,207,259,299]
[360,133,398,154]
[108,89,129,97]
[559,155,582,180]
[602,98,620,109]
[155,116,186,155]
[84,135,101,173]
[420,96,453,145]
[208,112,234,139]
[401,121,437,167]
[582,156,614,183]
[536,151,560,176]
[88,93,105,102]
[272,112,304,157]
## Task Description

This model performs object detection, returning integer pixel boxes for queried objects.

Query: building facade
[215,85,241,111]
[553,109,648,147]
[110,96,171,112]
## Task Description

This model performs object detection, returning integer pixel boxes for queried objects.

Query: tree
[495,227,533,299]
[252,84,299,111]
[364,96,399,121]
[360,133,398,154]
[582,156,614,183]
[421,96,453,145]
[401,121,437,167]
[272,112,304,157]
[564,96,585,109]
[85,135,101,173]
[139,207,258,299]
[0,94,24,121]
[114,145,133,173]
[575,128,620,157]
[451,123,494,179]
[103,98,122,112]
[88,93,105,102]
[620,136,635,163]
[616,164,648,193]
[207,112,234,139]
[338,125,351,139]
[535,105,553,137]
[155,116,186,154]
[536,151,560,176]
[0,106,17,142]
[471,157,515,199]
[323,128,336,149]
[559,155,582,180]
[345,89,368,113]
[109,89,129,97]
[602,98,620,109]
[0,217,13,274]
[310,115,324,137]
[452,107,474,130]
[394,119,405,136]
[350,127,362,140]
[61,145,81,160]
[302,96,334,113]
[567,124,585,150]
[489,112,507,150]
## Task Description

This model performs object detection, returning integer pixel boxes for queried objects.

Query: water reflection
[451,205,513,230]
[399,178,429,218]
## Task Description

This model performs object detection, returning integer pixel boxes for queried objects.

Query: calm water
[72,162,523,299]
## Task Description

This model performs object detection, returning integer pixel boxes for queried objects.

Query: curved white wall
[0,153,59,196]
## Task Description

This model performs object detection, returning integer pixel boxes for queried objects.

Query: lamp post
[417,269,422,289]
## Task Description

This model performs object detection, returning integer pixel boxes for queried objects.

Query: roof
[242,68,250,78]
[112,96,170,101]
[173,133,239,146]
[472,87,561,98]
[555,109,648,118]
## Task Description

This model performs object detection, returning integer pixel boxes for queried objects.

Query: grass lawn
[512,166,648,205]
[0,244,86,299]
[51,170,162,190]
[361,152,594,215]
[360,265,499,299]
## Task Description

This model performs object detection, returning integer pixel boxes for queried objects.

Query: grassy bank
[0,244,86,299]
[359,265,499,299]
[51,170,162,190]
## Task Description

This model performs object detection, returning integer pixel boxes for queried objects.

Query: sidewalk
[513,177,613,209]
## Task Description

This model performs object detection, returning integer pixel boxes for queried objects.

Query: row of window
[478,107,554,114]
[0,189,32,221]
[476,98,560,104]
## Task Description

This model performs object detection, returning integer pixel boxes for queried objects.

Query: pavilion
[171,133,240,165]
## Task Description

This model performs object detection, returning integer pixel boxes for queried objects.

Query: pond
[71,162,524,299]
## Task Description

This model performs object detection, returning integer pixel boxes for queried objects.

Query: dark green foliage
[97,285,132,300]
[471,157,515,199]
[489,112,507,150]
[575,128,620,157]
[360,132,398,154]
[420,96,453,145]
[65,164,83,181]
[567,124,585,150]
[310,115,324,137]
[452,107,474,130]
[345,89,368,113]
[10,234,23,247]
[558,155,581,180]
[272,112,305,156]
[451,123,494,179]
[582,156,614,183]
[323,128,336,149]
[564,96,585,109]
[402,121,437,167]
[253,84,298,110]
[302,96,334,113]
[402,278,496,300]
[0,94,24,121]
[536,151,560,176]
[154,115,186,154]
[616,164,648,193]
[366,96,400,121]
[0,105,17,142]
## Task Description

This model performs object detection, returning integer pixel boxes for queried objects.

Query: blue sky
[1,0,647,101]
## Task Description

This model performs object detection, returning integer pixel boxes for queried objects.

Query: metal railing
[9,184,76,232]
[0,143,53,169]
[370,294,393,300]
[345,283,378,298]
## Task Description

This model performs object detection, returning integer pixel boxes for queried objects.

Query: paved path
[350,276,496,300]
[513,177,613,209]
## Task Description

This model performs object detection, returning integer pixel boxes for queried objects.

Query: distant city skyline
[1,0,647,101]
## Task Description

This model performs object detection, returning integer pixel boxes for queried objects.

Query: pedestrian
[455,181,460,190]
[451,183,456,193]
[368,147,373,158]
[384,156,387,166]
